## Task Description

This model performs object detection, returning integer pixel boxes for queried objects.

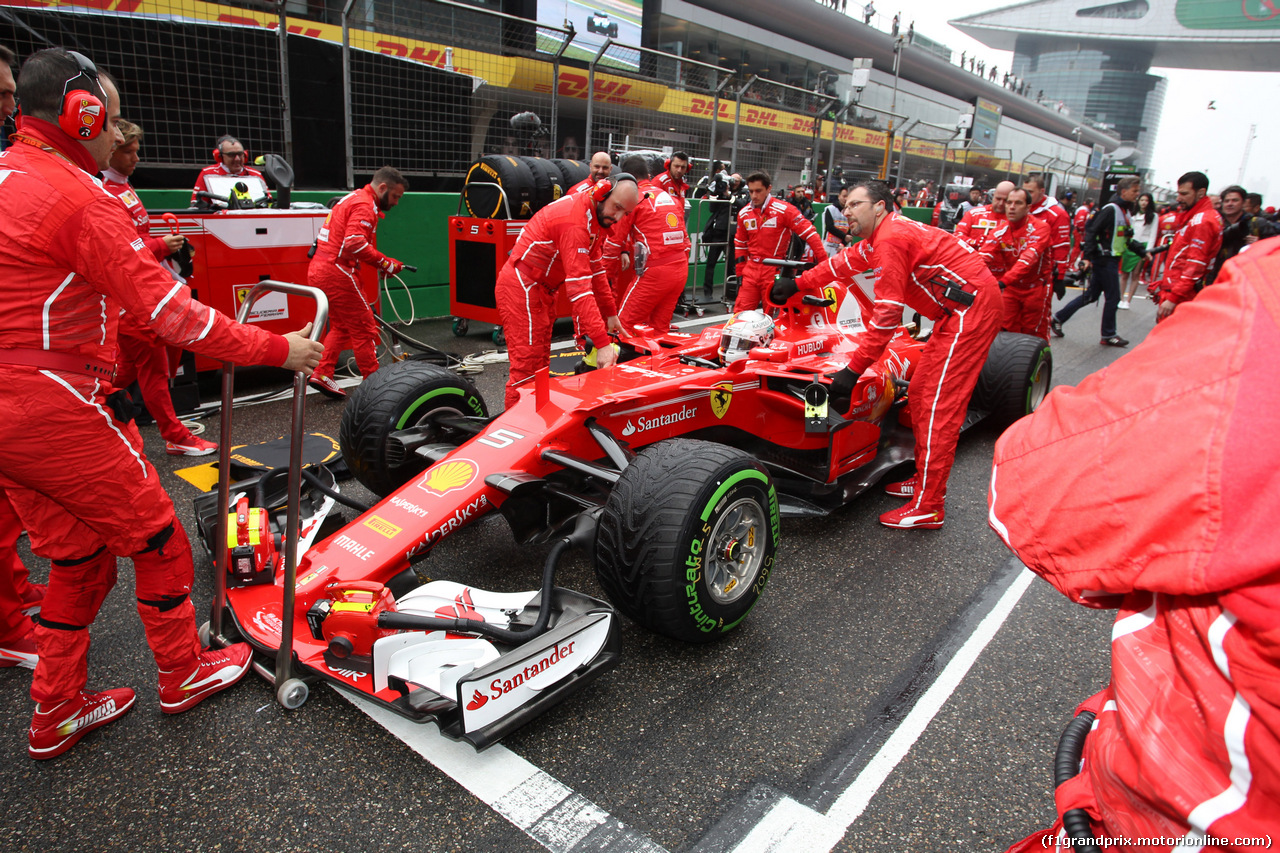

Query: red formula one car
[210,270,1051,747]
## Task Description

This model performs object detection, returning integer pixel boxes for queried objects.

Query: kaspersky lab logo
[620,404,699,436]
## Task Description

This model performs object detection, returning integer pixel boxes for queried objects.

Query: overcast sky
[872,0,1277,199]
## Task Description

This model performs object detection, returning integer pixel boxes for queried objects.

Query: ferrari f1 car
[209,272,1051,747]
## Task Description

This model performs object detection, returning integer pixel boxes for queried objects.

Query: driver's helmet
[718,310,775,364]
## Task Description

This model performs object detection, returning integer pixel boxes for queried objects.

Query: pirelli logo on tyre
[363,515,402,538]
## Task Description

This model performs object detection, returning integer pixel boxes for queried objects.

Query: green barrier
[899,205,934,224]
[137,189,457,319]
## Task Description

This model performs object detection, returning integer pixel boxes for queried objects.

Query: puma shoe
[879,504,945,529]
[1050,318,1065,338]
[0,631,37,670]
[883,476,918,498]
[158,643,253,714]
[20,582,47,616]
[28,688,137,759]
[165,436,218,457]
[1100,336,1130,347]
[307,375,346,400]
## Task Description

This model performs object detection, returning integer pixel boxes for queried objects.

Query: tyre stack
[462,156,587,219]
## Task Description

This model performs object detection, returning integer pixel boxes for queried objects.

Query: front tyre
[339,360,488,497]
[595,439,780,643]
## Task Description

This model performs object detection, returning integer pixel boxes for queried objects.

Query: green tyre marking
[693,468,780,635]
[396,387,465,429]
[700,469,770,522]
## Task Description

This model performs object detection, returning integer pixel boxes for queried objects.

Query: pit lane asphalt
[0,291,1154,853]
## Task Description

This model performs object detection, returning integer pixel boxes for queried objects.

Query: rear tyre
[595,439,780,643]
[339,361,488,497]
[972,331,1053,427]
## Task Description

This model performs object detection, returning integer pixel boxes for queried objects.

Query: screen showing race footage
[537,0,643,70]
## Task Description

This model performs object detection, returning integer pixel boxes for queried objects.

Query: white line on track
[725,567,1038,853]
[341,692,669,853]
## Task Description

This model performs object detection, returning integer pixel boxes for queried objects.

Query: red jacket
[652,170,688,202]
[1072,203,1092,240]
[102,169,166,261]
[190,162,267,204]
[797,213,998,375]
[0,119,287,380]
[502,192,618,346]
[977,215,1051,288]
[952,204,1005,249]
[602,181,689,274]
[734,197,824,265]
[569,177,595,195]
[311,184,392,275]
[991,236,1280,847]
[1029,195,1070,276]
[1156,196,1223,305]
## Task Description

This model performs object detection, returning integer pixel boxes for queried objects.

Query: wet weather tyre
[972,331,1053,428]
[339,360,488,497]
[595,439,780,643]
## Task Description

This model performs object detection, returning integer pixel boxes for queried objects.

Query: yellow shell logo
[418,459,478,496]
[666,213,679,227]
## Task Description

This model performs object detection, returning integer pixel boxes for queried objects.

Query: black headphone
[593,172,637,202]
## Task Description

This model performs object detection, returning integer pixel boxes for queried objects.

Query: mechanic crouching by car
[796,181,1001,530]
[104,118,217,456]
[733,170,826,312]
[306,166,408,400]
[495,175,639,408]
[0,48,323,759]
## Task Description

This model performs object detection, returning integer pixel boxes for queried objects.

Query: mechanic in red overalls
[103,119,216,455]
[495,177,638,408]
[953,180,1012,249]
[1065,200,1093,269]
[993,237,1280,853]
[796,181,1001,530]
[1153,171,1223,323]
[568,151,613,195]
[734,171,825,312]
[651,151,690,202]
[1025,176,1071,290]
[190,135,267,204]
[305,167,408,399]
[978,188,1053,339]
[1146,205,1178,283]
[603,157,690,332]
[0,49,323,759]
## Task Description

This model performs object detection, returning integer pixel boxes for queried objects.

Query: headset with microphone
[593,172,637,203]
[212,135,249,166]
[57,51,108,141]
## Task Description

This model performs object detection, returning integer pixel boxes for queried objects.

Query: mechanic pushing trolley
[0,48,322,759]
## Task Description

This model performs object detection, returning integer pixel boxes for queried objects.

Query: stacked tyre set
[462,156,588,220]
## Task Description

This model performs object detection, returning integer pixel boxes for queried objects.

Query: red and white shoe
[20,582,47,616]
[879,503,945,529]
[307,375,347,400]
[883,475,918,498]
[28,688,137,759]
[165,435,218,457]
[0,631,37,669]
[158,643,253,714]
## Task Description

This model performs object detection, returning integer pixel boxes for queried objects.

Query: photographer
[699,166,734,299]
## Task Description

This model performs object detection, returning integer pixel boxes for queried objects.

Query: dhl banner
[6,0,1013,171]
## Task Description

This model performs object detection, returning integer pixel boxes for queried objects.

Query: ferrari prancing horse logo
[710,382,733,419]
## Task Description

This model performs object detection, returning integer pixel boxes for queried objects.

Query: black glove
[105,389,136,424]
[1053,275,1066,300]
[769,276,799,306]
[826,367,858,413]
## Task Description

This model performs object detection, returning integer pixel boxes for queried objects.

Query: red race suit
[797,213,1001,514]
[994,237,1280,853]
[733,197,824,311]
[606,181,690,331]
[1066,203,1092,268]
[103,168,198,445]
[0,489,39,648]
[1147,210,1178,281]
[0,118,290,706]
[569,177,595,195]
[652,169,689,202]
[1153,196,1223,308]
[952,204,1005,249]
[309,184,392,380]
[495,192,618,408]
[978,215,1053,339]
[190,162,266,204]
[1030,195,1070,279]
